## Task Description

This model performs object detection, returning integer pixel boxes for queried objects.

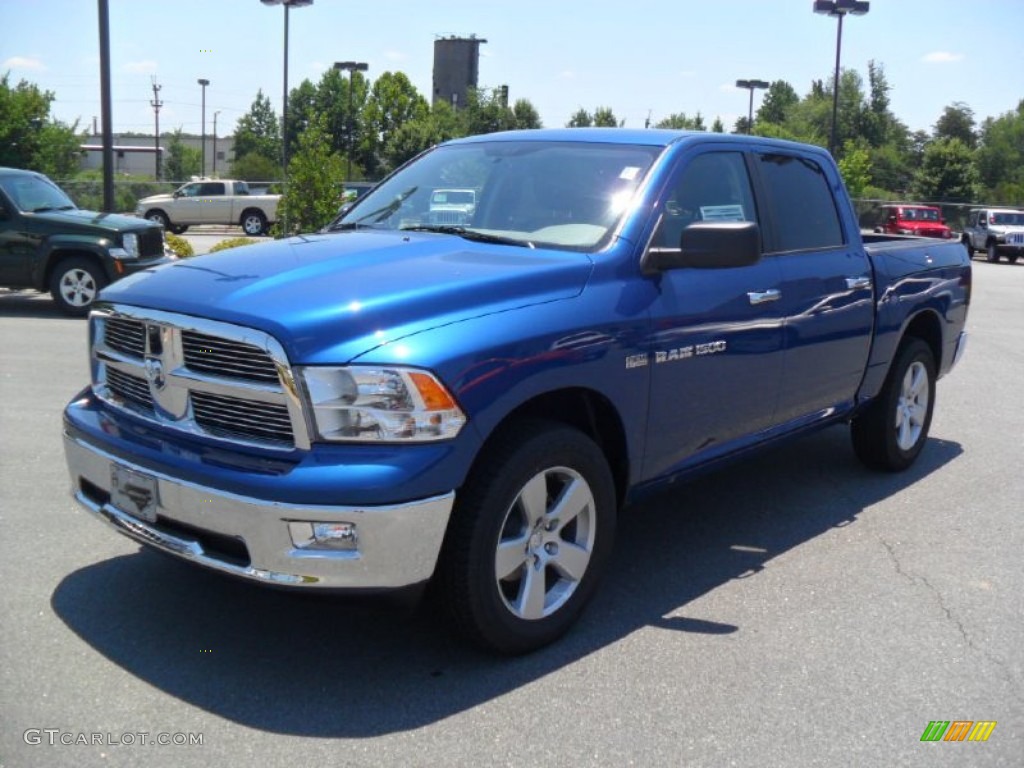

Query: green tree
[592,107,620,127]
[975,100,1024,204]
[233,90,281,168]
[757,80,799,125]
[458,87,517,135]
[363,71,429,176]
[911,137,980,203]
[837,140,872,199]
[382,100,460,170]
[655,112,706,130]
[511,99,542,129]
[711,117,725,133]
[0,73,83,176]
[277,115,346,234]
[566,108,593,128]
[934,102,977,149]
[163,129,200,181]
[284,78,318,159]
[230,152,281,182]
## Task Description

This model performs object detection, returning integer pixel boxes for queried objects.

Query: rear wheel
[145,210,170,229]
[241,210,267,236]
[1008,253,1020,264]
[49,256,107,316]
[851,338,936,471]
[438,420,616,654]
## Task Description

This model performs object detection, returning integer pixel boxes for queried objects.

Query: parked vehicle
[427,188,477,225]
[961,207,1024,262]
[872,204,953,239]
[135,179,279,236]
[0,167,170,315]
[63,129,971,653]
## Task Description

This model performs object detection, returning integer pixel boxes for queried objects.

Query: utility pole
[212,111,221,176]
[150,77,163,179]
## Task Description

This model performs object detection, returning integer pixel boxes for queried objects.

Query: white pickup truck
[136,179,279,236]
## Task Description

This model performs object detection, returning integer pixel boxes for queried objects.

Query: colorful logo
[920,721,997,742]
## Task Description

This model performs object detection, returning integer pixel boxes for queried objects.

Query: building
[79,134,235,179]
[432,35,487,109]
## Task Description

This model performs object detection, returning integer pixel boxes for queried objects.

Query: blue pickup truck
[63,129,970,653]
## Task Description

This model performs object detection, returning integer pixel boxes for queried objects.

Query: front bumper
[64,431,454,589]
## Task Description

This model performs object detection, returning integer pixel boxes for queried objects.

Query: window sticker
[619,167,640,181]
[699,204,745,222]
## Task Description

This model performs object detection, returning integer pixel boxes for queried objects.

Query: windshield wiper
[31,204,75,213]
[352,186,418,225]
[400,225,534,249]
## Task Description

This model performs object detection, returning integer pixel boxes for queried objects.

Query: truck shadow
[0,290,70,319]
[51,426,962,737]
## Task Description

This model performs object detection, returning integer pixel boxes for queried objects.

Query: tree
[233,90,281,169]
[284,79,318,159]
[711,117,725,133]
[363,71,429,176]
[511,99,542,129]
[277,115,345,234]
[230,152,281,182]
[837,140,872,199]
[757,80,799,125]
[382,100,460,170]
[911,137,980,203]
[458,87,517,135]
[975,100,1024,204]
[655,112,706,130]
[163,129,201,180]
[0,73,83,177]
[592,107,620,127]
[566,108,592,128]
[934,102,977,149]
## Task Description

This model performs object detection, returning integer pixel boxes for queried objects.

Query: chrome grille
[192,391,293,444]
[106,368,153,410]
[91,305,309,451]
[104,316,146,358]
[182,330,280,383]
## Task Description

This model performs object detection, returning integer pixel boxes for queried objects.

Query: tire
[986,241,1000,263]
[169,224,189,235]
[851,338,936,472]
[438,420,616,654]
[144,210,170,229]
[241,210,267,236]
[1008,253,1020,264]
[49,256,107,316]
[961,235,973,255]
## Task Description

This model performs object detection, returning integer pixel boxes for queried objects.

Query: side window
[235,182,249,196]
[180,184,200,197]
[653,151,757,250]
[757,153,843,252]
[200,182,225,196]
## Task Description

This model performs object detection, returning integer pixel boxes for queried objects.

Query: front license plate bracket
[110,464,159,523]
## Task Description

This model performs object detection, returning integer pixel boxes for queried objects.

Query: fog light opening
[288,521,358,551]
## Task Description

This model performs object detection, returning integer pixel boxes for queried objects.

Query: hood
[32,208,158,236]
[137,192,174,206]
[101,230,593,364]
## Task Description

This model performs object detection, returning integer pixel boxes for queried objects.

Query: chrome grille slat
[91,306,308,450]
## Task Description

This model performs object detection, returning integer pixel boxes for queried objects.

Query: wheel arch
[468,387,630,510]
[901,309,943,370]
[39,246,109,291]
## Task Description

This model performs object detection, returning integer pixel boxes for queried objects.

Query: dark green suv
[0,167,172,315]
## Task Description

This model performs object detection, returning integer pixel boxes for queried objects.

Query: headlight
[119,233,139,257]
[299,366,466,442]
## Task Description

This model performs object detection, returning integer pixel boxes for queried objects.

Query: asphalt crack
[879,535,1023,705]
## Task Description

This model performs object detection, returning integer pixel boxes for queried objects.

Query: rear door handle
[748,289,781,305]
[845,276,872,290]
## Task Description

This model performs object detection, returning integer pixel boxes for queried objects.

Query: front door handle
[748,289,781,305]
[845,276,872,290]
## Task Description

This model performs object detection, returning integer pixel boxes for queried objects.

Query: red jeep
[874,204,952,239]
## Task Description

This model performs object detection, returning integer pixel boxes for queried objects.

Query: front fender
[35,237,112,289]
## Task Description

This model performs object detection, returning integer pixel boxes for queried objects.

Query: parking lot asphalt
[1,258,1021,767]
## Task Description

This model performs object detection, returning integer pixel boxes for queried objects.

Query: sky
[2,0,1023,142]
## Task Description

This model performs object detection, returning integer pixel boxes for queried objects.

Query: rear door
[641,148,785,479]
[752,150,874,424]
[197,181,229,223]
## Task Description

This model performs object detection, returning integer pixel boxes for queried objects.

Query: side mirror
[173,190,183,198]
[644,221,761,272]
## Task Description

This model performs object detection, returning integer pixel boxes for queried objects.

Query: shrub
[208,237,259,253]
[164,232,194,258]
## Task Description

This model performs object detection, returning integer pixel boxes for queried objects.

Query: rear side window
[757,153,843,252]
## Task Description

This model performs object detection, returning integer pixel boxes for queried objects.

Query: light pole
[333,61,368,181]
[213,110,221,176]
[260,0,313,176]
[735,79,770,134]
[814,0,869,156]
[197,78,209,176]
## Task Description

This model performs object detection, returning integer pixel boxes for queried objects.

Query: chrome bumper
[64,432,454,589]
[951,330,968,371]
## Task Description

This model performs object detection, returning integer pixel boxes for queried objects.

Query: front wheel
[851,338,936,471]
[438,420,616,654]
[961,235,973,255]
[241,210,267,236]
[49,256,107,316]
[986,241,1000,262]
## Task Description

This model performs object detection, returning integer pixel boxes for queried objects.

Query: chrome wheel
[242,211,266,236]
[895,360,929,451]
[59,267,98,308]
[494,466,596,621]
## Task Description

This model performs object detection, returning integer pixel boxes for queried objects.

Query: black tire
[169,224,189,235]
[241,210,267,236]
[144,210,170,229]
[1008,253,1020,264]
[49,256,107,316]
[961,235,973,255]
[437,420,616,654]
[851,338,936,472]
[986,241,1000,263]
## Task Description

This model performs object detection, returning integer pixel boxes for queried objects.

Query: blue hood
[101,230,592,363]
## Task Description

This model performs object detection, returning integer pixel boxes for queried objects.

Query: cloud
[922,51,964,63]
[558,70,575,80]
[123,60,157,74]
[3,55,45,71]
[384,49,408,62]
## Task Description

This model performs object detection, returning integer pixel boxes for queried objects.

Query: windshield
[0,173,76,213]
[336,139,662,250]
[901,207,940,222]
[992,212,1024,226]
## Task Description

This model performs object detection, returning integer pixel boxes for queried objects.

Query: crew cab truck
[135,179,279,236]
[0,167,170,315]
[872,203,953,239]
[961,207,1024,263]
[63,129,971,653]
